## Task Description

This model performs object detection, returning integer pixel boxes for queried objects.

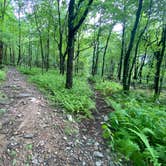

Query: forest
[0,0,166,165]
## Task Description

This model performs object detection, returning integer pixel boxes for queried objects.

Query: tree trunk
[91,38,96,76]
[3,45,7,64]
[66,0,93,88]
[57,0,65,75]
[17,7,21,65]
[66,0,75,89]
[154,25,166,97]
[118,4,126,81]
[46,29,50,71]
[28,35,32,69]
[101,25,114,77]
[93,27,101,76]
[0,41,3,66]
[138,46,148,83]
[122,0,143,91]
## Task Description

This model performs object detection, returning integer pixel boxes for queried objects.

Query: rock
[63,136,67,140]
[66,114,74,122]
[23,133,34,139]
[82,161,86,166]
[96,161,103,166]
[94,142,100,150]
[38,140,45,146]
[16,114,22,118]
[93,151,104,158]
[17,93,32,98]
[103,115,109,121]
[14,79,19,81]
[32,156,39,165]
[7,142,20,150]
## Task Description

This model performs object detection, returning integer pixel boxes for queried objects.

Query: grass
[92,78,166,166]
[18,67,95,118]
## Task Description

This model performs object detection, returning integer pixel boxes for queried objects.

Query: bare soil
[0,68,119,166]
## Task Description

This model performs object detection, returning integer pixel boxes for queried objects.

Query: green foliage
[95,79,122,95]
[18,67,41,75]
[19,67,95,118]
[101,90,166,166]
[0,70,6,82]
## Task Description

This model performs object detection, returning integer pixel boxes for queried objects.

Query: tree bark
[101,25,114,77]
[0,41,3,66]
[66,0,93,88]
[122,0,143,91]
[66,0,75,89]
[154,25,166,97]
[118,3,126,81]
[17,4,22,65]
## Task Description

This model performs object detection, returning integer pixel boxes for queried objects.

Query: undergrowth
[19,67,95,118]
[92,78,166,166]
[0,70,6,82]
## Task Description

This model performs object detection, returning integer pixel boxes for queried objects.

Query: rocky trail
[0,68,118,166]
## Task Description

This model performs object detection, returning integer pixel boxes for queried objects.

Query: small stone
[7,142,20,150]
[32,156,39,164]
[23,133,34,139]
[63,136,67,140]
[82,161,86,166]
[17,93,32,98]
[96,161,103,166]
[103,115,109,121]
[94,142,100,150]
[67,114,74,122]
[93,151,104,158]
[39,140,45,146]
[16,114,22,118]
[14,79,19,81]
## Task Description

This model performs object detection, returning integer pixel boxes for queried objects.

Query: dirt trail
[0,68,117,166]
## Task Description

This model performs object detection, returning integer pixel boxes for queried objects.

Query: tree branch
[73,0,93,33]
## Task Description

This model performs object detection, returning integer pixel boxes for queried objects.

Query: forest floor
[0,68,119,166]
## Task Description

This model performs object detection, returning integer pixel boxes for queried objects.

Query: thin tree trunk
[138,46,148,83]
[122,0,143,91]
[0,41,3,66]
[17,5,21,65]
[34,8,45,73]
[154,25,166,97]
[46,28,50,71]
[101,25,114,77]
[118,4,126,81]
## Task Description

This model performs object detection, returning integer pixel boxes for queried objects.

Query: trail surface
[0,68,117,166]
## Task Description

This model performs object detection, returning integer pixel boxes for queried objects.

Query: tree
[154,24,166,98]
[122,0,143,91]
[66,0,93,89]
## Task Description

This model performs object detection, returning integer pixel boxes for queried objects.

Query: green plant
[95,80,122,95]
[0,70,6,81]
[100,87,166,166]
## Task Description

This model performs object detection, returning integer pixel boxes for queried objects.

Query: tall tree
[122,0,143,91]
[66,0,93,89]
[154,24,166,97]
